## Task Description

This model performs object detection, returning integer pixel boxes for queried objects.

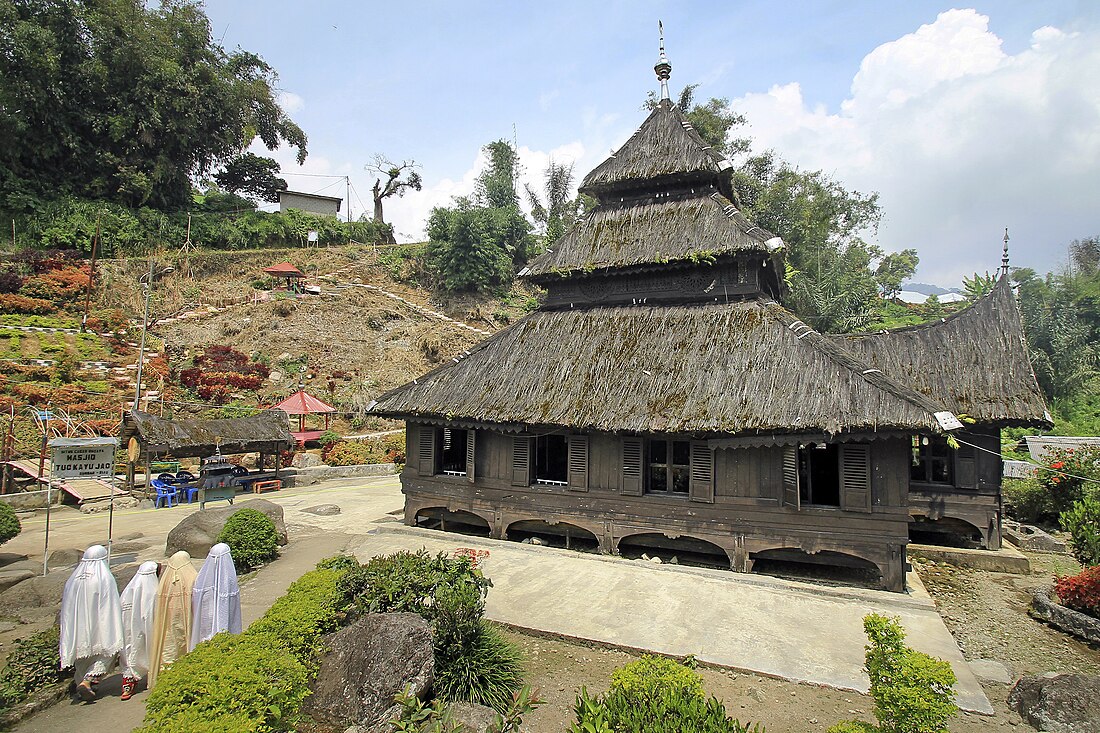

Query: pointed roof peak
[655,21,672,102]
[1002,227,1010,276]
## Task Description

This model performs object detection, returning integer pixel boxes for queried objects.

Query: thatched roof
[120,410,295,458]
[581,101,728,196]
[830,278,1050,427]
[523,191,780,280]
[370,300,957,436]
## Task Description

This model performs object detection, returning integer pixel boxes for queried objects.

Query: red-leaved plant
[1055,566,1100,618]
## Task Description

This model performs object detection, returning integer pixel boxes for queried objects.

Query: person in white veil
[118,561,158,700]
[189,543,241,650]
[59,545,123,702]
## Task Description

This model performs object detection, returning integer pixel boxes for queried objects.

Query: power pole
[0,406,14,495]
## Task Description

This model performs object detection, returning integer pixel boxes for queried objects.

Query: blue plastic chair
[182,484,201,503]
[152,479,177,508]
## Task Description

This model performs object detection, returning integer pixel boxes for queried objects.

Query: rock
[0,570,34,593]
[0,572,70,614]
[165,499,287,558]
[969,659,1013,685]
[116,532,144,541]
[0,552,29,568]
[268,370,283,383]
[1008,673,1100,733]
[447,702,498,733]
[46,548,85,569]
[748,687,766,703]
[302,612,434,731]
[293,452,323,468]
[521,537,545,546]
[302,504,341,517]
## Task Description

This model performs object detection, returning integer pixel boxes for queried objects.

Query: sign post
[47,437,120,570]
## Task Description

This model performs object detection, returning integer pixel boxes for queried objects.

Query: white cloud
[731,9,1100,285]
[276,91,304,113]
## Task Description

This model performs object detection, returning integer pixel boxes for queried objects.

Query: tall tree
[366,155,422,243]
[214,153,287,203]
[875,249,920,300]
[524,159,585,243]
[476,140,522,210]
[0,0,307,211]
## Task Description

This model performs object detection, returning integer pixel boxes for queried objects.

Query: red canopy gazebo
[262,262,307,291]
[271,390,336,445]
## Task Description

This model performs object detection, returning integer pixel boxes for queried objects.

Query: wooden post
[81,215,100,333]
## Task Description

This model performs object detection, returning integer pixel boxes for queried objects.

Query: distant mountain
[904,282,962,296]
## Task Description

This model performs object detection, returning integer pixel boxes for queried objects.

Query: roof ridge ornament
[655,20,672,103]
[1001,227,1010,276]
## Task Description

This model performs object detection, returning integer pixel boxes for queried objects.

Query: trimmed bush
[826,723,877,733]
[1054,566,1100,618]
[217,508,279,571]
[0,502,21,545]
[247,567,348,661]
[1060,497,1100,566]
[610,654,704,701]
[0,627,69,712]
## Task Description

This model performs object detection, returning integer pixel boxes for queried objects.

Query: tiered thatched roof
[370,300,956,436]
[121,410,295,457]
[831,278,1050,427]
[523,191,779,279]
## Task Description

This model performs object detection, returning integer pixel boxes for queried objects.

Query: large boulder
[302,612,433,731]
[165,499,287,558]
[1008,672,1100,733]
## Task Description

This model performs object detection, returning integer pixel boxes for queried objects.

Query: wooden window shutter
[466,429,476,483]
[840,443,872,512]
[782,446,800,509]
[689,442,714,503]
[954,442,977,489]
[416,425,437,476]
[510,436,531,486]
[567,435,589,491]
[621,437,643,496]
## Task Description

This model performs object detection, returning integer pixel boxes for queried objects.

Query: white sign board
[49,439,118,480]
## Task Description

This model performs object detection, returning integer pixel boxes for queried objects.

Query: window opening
[440,428,468,475]
[798,444,840,506]
[647,439,690,495]
[910,437,953,484]
[534,434,568,485]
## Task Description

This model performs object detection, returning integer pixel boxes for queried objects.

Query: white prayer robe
[119,561,159,679]
[189,543,242,650]
[59,545,124,673]
[148,550,197,685]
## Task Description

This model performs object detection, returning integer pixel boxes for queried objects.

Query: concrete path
[348,524,993,715]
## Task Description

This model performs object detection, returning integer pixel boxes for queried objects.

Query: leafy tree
[875,249,919,300]
[476,140,522,210]
[961,271,998,300]
[644,84,750,158]
[366,155,422,244]
[425,198,521,293]
[0,0,307,212]
[213,154,287,203]
[524,159,586,243]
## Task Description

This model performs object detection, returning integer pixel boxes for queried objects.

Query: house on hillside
[368,47,1048,591]
[277,190,342,217]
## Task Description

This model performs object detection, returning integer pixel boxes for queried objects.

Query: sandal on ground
[121,676,135,701]
[76,680,96,702]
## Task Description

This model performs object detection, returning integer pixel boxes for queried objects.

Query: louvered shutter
[954,442,977,489]
[466,430,476,483]
[416,425,437,476]
[567,435,589,491]
[511,436,531,486]
[621,437,643,496]
[782,446,800,509]
[689,442,714,503]
[840,444,872,512]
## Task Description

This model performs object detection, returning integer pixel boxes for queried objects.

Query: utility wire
[954,436,1100,487]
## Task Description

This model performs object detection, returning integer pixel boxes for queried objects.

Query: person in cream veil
[118,561,159,700]
[147,550,197,685]
[59,545,123,701]
[189,543,241,650]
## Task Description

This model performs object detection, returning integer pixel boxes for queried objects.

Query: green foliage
[0,0,306,212]
[216,508,279,571]
[1037,446,1100,514]
[875,250,920,300]
[644,84,750,158]
[436,620,525,712]
[391,684,462,733]
[570,685,763,733]
[1003,478,1058,525]
[247,567,349,661]
[0,627,69,712]
[0,501,21,545]
[861,614,957,733]
[337,549,491,621]
[962,272,998,300]
[426,198,523,293]
[1060,497,1100,566]
[826,722,878,733]
[609,654,704,701]
[214,153,288,203]
[525,160,585,243]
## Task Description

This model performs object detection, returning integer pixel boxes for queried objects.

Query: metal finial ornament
[655,20,672,102]
[1002,227,1010,276]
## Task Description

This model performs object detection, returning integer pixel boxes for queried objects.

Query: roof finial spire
[655,20,672,104]
[1001,227,1010,276]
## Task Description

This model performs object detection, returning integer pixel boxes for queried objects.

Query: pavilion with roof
[367,34,1048,591]
[263,262,307,292]
[271,389,336,445]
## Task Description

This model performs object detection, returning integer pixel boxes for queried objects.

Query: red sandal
[121,676,136,701]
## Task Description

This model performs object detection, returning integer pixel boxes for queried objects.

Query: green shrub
[0,627,69,711]
[436,621,525,712]
[0,502,21,545]
[247,567,347,662]
[826,722,877,733]
[217,508,279,571]
[609,654,704,701]
[1060,497,1100,566]
[1003,478,1057,525]
[570,685,763,733]
[862,614,957,733]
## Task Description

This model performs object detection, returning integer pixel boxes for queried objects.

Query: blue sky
[203,1,1099,286]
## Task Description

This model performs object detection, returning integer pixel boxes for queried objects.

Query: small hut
[262,262,307,292]
[270,390,336,445]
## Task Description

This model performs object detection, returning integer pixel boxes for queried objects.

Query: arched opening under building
[506,520,600,553]
[750,548,882,589]
[616,533,729,570]
[413,507,491,538]
[909,515,983,548]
